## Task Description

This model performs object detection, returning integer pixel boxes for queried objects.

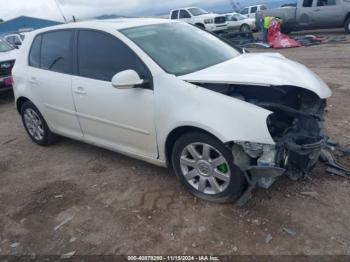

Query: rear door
[311,0,343,28]
[71,30,158,158]
[27,30,83,139]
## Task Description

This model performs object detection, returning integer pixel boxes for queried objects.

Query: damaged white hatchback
[13,19,332,204]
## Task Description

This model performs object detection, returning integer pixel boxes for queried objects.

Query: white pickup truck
[169,7,228,32]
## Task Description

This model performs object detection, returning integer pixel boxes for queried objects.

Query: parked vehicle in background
[256,0,350,33]
[4,33,26,48]
[0,39,18,93]
[226,12,257,32]
[13,19,331,203]
[240,4,268,19]
[170,7,228,32]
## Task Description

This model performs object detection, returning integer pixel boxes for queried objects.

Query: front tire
[21,101,58,146]
[240,24,251,32]
[172,132,247,203]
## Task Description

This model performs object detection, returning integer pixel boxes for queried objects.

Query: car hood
[180,53,332,99]
[0,49,18,62]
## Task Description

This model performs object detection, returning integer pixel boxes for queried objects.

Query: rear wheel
[21,101,58,146]
[345,18,350,34]
[172,132,247,203]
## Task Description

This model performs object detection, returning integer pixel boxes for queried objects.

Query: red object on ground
[267,20,301,49]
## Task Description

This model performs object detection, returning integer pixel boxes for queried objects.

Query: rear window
[251,6,258,13]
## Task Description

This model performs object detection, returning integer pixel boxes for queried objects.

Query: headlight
[204,18,214,24]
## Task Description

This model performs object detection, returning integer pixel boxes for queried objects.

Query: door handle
[74,86,87,95]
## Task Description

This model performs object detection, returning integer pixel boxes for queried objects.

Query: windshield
[188,7,208,16]
[234,13,248,20]
[121,23,240,76]
[0,39,14,52]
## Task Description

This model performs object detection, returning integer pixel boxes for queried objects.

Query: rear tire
[345,18,350,34]
[172,131,247,203]
[21,101,58,146]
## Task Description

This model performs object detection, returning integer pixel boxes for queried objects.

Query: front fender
[154,74,275,161]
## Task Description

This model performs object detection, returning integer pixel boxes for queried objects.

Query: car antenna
[53,0,68,23]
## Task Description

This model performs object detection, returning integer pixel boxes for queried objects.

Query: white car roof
[33,18,172,35]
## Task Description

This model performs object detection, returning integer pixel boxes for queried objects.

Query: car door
[227,15,239,29]
[311,0,343,28]
[27,30,83,139]
[71,29,158,158]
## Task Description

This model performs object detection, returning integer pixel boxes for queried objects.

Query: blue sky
[0,0,295,21]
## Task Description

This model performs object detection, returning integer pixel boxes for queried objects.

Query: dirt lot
[1,29,350,257]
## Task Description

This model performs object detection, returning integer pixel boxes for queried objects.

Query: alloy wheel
[180,143,231,195]
[23,108,45,141]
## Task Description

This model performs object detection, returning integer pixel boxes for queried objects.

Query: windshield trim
[120,23,241,76]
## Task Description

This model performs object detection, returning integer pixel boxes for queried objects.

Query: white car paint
[12,19,332,168]
[180,52,332,99]
[0,39,18,62]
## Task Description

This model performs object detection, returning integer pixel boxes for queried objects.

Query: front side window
[29,35,42,68]
[179,10,191,19]
[40,31,73,74]
[171,10,179,19]
[303,0,314,7]
[121,23,240,76]
[0,39,14,52]
[188,8,208,16]
[77,30,149,82]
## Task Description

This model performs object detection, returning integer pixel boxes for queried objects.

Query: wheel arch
[16,96,31,114]
[344,12,350,24]
[165,125,223,168]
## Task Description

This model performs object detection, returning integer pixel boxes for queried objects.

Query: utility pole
[53,0,68,23]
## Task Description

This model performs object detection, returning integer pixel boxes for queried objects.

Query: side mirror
[111,70,144,89]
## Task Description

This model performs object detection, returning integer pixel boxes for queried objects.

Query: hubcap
[180,143,231,195]
[23,108,44,141]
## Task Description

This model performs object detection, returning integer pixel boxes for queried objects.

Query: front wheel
[240,24,251,33]
[172,132,247,203]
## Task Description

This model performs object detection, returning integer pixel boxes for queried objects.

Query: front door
[71,30,158,158]
[311,0,343,28]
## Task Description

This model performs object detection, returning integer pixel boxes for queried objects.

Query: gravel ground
[0,29,350,257]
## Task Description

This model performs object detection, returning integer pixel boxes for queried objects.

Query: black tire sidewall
[172,132,247,203]
[345,18,350,34]
[21,101,52,146]
[240,24,250,32]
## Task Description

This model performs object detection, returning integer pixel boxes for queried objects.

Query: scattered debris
[265,234,273,244]
[69,237,77,243]
[10,242,20,248]
[300,192,319,198]
[282,227,296,236]
[54,195,63,199]
[61,251,76,259]
[320,148,350,177]
[191,243,197,248]
[2,138,17,145]
[232,246,238,253]
[54,216,74,231]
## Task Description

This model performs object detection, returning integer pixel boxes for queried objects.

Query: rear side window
[251,6,258,13]
[29,35,42,68]
[40,31,73,74]
[303,0,314,7]
[77,30,150,82]
[171,10,179,19]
